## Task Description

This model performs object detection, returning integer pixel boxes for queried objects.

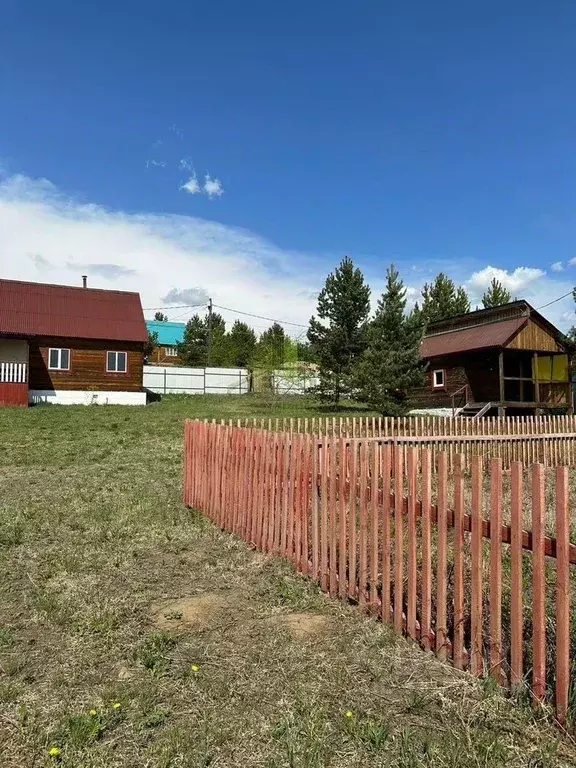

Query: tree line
[148,261,512,414]
[149,311,314,369]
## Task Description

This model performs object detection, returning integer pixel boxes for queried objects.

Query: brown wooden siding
[148,345,182,366]
[29,338,144,392]
[506,319,563,353]
[410,359,468,408]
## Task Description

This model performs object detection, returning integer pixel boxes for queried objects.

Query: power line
[536,291,573,310]
[143,302,207,311]
[212,303,308,328]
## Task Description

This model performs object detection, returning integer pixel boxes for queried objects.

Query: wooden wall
[507,319,563,352]
[29,338,144,392]
[409,357,468,408]
[148,345,182,367]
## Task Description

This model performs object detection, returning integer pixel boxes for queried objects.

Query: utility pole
[206,297,213,367]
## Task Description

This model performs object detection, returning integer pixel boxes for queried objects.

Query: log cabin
[411,301,574,416]
[145,320,186,366]
[0,277,148,406]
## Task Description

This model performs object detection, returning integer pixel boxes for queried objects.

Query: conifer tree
[481,278,512,308]
[308,257,371,404]
[354,265,424,415]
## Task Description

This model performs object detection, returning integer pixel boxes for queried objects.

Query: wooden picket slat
[359,441,369,606]
[348,441,358,601]
[555,466,570,726]
[470,455,483,677]
[531,463,546,703]
[420,448,432,651]
[436,452,448,660]
[489,458,503,683]
[393,446,404,634]
[339,438,348,599]
[407,447,418,640]
[381,444,392,625]
[370,442,380,607]
[510,461,523,688]
[329,438,338,597]
[320,437,329,591]
[453,453,465,669]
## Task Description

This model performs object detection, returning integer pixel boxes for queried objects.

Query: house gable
[505,318,564,353]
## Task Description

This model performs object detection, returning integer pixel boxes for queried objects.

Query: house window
[165,346,178,357]
[432,369,445,389]
[48,348,70,371]
[107,351,127,373]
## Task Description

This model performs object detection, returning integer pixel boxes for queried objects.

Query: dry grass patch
[0,398,574,767]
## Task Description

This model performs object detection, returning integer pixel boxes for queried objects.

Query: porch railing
[0,362,27,383]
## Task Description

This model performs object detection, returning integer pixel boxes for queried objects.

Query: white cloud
[162,287,209,306]
[0,172,320,332]
[468,265,545,294]
[203,173,224,199]
[180,174,201,195]
[551,261,564,272]
[568,257,576,267]
[178,158,194,171]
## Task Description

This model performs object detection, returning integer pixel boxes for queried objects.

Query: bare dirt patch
[151,592,230,631]
[271,611,331,639]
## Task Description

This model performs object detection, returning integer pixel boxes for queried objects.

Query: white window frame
[432,369,445,389]
[165,346,178,357]
[48,348,70,371]
[106,351,128,374]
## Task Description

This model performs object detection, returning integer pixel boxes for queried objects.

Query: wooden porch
[452,350,572,417]
[0,362,29,406]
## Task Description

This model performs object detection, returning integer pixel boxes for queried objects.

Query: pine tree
[178,314,208,366]
[255,323,289,369]
[307,256,371,404]
[354,265,424,415]
[418,273,470,326]
[154,311,168,321]
[481,278,512,309]
[228,321,257,367]
[178,312,228,366]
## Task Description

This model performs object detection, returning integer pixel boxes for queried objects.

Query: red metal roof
[0,279,148,343]
[420,317,526,358]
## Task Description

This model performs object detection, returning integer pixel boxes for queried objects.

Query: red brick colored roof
[0,279,147,343]
[421,318,526,358]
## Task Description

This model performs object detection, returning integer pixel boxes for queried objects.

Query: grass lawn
[0,395,574,767]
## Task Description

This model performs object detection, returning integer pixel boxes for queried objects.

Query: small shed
[411,301,573,416]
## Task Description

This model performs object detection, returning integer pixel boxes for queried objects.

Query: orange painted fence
[184,420,576,726]
[210,414,576,469]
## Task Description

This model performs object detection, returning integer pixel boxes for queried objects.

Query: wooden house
[0,278,148,406]
[411,301,573,416]
[145,320,186,366]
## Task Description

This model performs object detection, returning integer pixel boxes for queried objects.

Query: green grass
[0,395,574,767]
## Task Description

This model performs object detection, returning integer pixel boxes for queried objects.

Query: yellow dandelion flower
[89,709,97,716]
[112,702,121,710]
[345,711,353,719]
[48,746,61,757]
[191,664,199,673]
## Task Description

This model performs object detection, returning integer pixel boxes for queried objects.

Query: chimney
[82,275,87,288]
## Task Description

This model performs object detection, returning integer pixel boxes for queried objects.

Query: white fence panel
[272,370,319,395]
[143,366,249,395]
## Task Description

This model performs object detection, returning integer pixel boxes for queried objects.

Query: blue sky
[1,0,576,332]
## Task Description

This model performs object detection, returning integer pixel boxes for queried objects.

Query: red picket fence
[211,415,576,469]
[184,419,576,726]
